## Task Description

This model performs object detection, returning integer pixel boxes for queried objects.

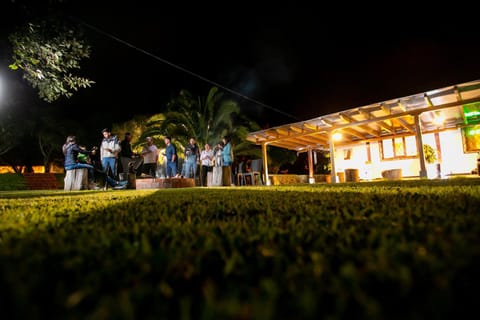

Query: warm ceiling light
[432,112,445,126]
[332,132,342,141]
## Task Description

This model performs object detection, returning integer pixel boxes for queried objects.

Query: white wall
[332,128,477,180]
[440,130,477,175]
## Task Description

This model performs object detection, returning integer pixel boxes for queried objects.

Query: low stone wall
[135,178,195,189]
[24,173,60,190]
[269,174,332,185]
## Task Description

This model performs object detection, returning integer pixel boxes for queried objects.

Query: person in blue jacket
[221,135,233,185]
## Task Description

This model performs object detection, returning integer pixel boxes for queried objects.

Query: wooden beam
[358,108,372,119]
[270,140,304,149]
[377,122,393,133]
[457,83,480,92]
[357,125,380,137]
[340,112,379,137]
[339,128,365,139]
[424,93,434,107]
[281,139,307,147]
[394,117,415,132]
[359,107,393,133]
[382,102,393,113]
[321,118,334,126]
[247,95,480,148]
[339,112,353,123]
[275,128,290,136]
[396,100,406,112]
[454,86,462,101]
[303,123,318,131]
[290,126,303,133]
[295,135,327,145]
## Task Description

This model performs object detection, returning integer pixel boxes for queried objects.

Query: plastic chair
[250,159,263,185]
[237,161,248,185]
[238,159,263,185]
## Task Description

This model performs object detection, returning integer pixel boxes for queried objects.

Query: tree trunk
[44,160,51,173]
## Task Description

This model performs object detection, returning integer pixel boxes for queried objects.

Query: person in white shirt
[200,143,214,186]
[99,128,127,189]
[100,128,121,179]
[140,136,159,178]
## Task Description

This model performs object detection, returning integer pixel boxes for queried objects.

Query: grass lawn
[0,177,479,319]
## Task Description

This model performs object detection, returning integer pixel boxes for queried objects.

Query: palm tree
[143,87,252,152]
[113,114,156,153]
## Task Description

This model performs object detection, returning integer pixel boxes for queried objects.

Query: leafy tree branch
[8,20,94,102]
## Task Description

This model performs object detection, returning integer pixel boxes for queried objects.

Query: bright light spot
[432,112,445,126]
[332,132,342,141]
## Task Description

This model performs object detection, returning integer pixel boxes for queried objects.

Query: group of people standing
[110,130,165,181]
[169,135,234,186]
[63,128,235,190]
[198,136,233,186]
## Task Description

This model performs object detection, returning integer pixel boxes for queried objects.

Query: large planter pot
[345,169,360,182]
[337,172,345,182]
[381,169,402,180]
[313,174,331,183]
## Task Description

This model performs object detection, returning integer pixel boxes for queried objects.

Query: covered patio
[246,79,480,184]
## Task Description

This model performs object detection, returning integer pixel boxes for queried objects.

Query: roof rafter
[394,117,415,132]
[246,81,480,151]
[339,112,380,137]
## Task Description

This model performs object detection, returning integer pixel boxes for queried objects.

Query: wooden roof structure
[247,79,480,151]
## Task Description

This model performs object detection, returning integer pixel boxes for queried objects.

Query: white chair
[238,159,263,185]
[250,159,263,185]
[237,161,247,185]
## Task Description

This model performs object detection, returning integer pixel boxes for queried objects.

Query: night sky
[2,3,480,132]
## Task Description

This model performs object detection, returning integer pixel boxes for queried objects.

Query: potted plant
[423,144,437,164]
[314,150,332,183]
[423,144,439,178]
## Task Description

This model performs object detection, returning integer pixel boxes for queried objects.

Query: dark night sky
[2,2,480,133]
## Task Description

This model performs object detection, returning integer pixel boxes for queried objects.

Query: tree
[112,114,154,153]
[36,109,80,173]
[0,114,18,157]
[143,87,251,151]
[8,20,94,102]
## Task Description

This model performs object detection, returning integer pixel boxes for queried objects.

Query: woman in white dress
[212,142,224,186]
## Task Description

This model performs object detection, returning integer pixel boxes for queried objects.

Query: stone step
[135,177,195,189]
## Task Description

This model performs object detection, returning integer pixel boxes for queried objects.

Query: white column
[262,143,270,185]
[329,131,337,183]
[414,114,428,178]
[307,147,315,184]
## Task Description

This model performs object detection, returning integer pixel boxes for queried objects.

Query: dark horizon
[2,3,480,136]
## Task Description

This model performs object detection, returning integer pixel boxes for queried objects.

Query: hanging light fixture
[432,111,445,126]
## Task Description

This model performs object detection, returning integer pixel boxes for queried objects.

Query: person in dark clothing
[278,162,293,174]
[165,136,178,178]
[183,137,200,179]
[119,132,142,176]
[63,135,96,177]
